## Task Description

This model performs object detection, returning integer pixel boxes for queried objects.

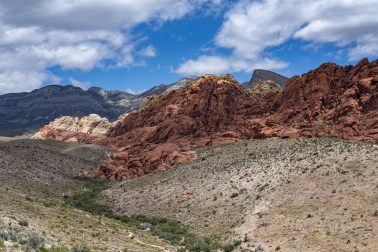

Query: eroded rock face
[94,74,253,179]
[249,58,378,140]
[246,80,282,100]
[34,59,378,180]
[32,114,113,143]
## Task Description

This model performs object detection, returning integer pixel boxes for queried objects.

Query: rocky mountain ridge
[0,77,195,136]
[248,69,288,87]
[34,58,378,180]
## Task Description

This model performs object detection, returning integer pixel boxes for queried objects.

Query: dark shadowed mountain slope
[138,77,197,97]
[248,69,289,87]
[0,85,127,136]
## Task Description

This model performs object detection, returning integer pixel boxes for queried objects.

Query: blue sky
[50,13,226,92]
[51,16,350,92]
[0,0,377,94]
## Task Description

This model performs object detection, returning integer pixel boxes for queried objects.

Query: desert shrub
[71,244,90,252]
[18,219,29,227]
[39,246,70,252]
[223,240,242,252]
[22,233,44,250]
[65,178,236,252]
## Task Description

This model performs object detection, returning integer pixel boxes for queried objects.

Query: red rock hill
[34,59,378,180]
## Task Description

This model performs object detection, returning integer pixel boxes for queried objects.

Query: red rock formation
[34,59,378,180]
[249,58,378,140]
[94,74,255,179]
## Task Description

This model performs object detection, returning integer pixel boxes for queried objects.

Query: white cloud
[177,55,288,75]
[125,88,147,95]
[349,36,378,60]
[177,0,378,75]
[68,77,93,90]
[0,70,47,94]
[0,0,219,94]
[177,56,230,75]
[140,45,157,57]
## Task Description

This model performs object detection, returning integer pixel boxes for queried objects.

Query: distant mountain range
[0,70,288,136]
[0,77,195,136]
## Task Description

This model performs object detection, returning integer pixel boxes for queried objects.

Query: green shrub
[65,178,237,252]
[18,219,29,227]
[71,244,90,252]
[39,245,70,252]
[25,233,44,250]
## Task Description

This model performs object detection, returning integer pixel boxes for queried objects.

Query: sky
[0,0,378,94]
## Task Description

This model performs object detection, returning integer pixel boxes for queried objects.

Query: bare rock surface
[246,80,282,100]
[32,114,113,142]
[34,59,378,180]
[248,69,288,87]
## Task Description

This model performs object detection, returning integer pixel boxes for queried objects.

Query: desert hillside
[104,138,378,252]
[0,138,174,251]
[2,137,377,251]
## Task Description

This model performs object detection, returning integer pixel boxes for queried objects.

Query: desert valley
[1,59,378,251]
[1,1,378,252]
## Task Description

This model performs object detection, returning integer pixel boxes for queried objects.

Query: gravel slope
[105,138,378,252]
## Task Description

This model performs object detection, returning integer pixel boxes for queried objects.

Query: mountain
[87,87,138,109]
[138,77,196,97]
[34,58,378,180]
[248,69,289,87]
[0,77,196,136]
[0,85,128,136]
[34,74,248,179]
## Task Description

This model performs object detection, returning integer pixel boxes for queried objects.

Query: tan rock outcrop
[246,80,282,100]
[32,114,112,142]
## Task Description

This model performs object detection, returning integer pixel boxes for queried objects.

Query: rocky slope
[104,138,378,251]
[246,80,282,100]
[34,59,378,180]
[0,77,195,137]
[251,58,378,140]
[248,69,288,87]
[32,114,113,143]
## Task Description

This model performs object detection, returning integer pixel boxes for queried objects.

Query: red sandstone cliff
[33,59,378,180]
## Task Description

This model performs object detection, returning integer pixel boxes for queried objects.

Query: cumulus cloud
[177,0,378,75]
[177,56,230,75]
[176,55,288,75]
[0,0,218,94]
[140,45,157,57]
[68,77,93,90]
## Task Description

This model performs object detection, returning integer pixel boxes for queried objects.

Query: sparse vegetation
[71,244,91,252]
[0,139,172,252]
[104,138,378,251]
[64,177,236,251]
[2,137,378,251]
[18,219,29,227]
